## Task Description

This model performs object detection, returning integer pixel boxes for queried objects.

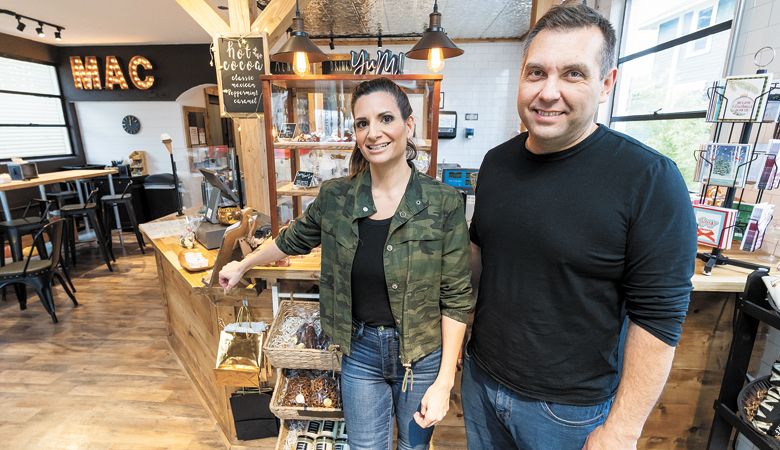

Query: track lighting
[0,9,64,41]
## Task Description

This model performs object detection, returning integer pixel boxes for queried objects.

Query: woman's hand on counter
[218,260,246,293]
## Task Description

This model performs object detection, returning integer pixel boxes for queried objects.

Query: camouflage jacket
[275,167,473,367]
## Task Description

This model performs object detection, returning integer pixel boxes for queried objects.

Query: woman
[219,77,472,450]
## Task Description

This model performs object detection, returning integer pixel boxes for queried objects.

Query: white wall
[75,83,215,175]
[321,42,524,169]
[76,101,188,175]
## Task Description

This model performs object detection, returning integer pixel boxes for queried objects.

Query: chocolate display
[270,308,332,350]
[281,370,341,409]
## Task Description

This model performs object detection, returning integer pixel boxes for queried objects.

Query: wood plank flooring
[0,236,751,449]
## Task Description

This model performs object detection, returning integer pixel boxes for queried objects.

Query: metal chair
[60,188,114,271]
[100,180,146,254]
[0,219,77,323]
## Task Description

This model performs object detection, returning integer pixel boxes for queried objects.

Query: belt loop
[356,321,365,338]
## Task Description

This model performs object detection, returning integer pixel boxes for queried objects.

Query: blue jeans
[341,320,442,450]
[461,350,613,450]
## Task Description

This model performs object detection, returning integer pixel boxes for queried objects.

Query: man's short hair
[522,3,617,80]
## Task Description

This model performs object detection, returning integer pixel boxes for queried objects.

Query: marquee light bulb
[427,48,444,73]
[293,52,309,76]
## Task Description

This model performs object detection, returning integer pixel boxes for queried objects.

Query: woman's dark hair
[349,77,418,176]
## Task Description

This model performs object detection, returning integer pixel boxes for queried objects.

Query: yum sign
[69,55,155,90]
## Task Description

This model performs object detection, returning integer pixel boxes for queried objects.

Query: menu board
[214,33,270,117]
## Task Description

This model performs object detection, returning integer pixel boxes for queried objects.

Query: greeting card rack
[697,72,778,275]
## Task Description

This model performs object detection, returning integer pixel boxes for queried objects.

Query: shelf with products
[706,270,780,450]
[261,74,443,234]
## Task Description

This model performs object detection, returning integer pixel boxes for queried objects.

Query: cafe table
[0,168,119,222]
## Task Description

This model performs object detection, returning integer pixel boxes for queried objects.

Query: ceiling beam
[228,0,255,33]
[175,0,230,36]
[251,0,311,46]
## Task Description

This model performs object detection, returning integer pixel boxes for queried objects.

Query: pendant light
[406,0,463,73]
[271,0,327,76]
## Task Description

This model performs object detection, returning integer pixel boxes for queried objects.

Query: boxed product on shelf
[275,419,348,450]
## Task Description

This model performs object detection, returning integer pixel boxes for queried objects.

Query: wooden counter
[145,229,323,450]
[693,249,773,292]
[148,235,277,449]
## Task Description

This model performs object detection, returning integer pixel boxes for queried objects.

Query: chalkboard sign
[293,171,315,188]
[214,33,270,117]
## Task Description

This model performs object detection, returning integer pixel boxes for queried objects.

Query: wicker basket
[738,375,780,443]
[270,369,343,420]
[264,299,342,371]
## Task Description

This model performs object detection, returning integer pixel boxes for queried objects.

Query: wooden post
[530,0,561,29]
[176,0,309,214]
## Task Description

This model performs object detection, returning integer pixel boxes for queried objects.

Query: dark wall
[58,44,215,101]
[0,32,58,63]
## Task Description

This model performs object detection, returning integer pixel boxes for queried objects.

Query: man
[462,4,697,450]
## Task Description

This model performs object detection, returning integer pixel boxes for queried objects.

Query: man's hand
[583,424,638,450]
[218,260,245,294]
[413,382,451,428]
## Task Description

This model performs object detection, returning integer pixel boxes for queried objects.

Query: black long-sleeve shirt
[469,124,697,404]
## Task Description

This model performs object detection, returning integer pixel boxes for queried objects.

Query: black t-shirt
[469,125,697,405]
[351,216,395,327]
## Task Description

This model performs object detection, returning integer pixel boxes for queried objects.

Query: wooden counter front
[148,236,278,450]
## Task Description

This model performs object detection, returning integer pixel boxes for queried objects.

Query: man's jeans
[461,350,613,450]
[341,320,442,450]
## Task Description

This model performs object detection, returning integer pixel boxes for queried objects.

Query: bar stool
[101,180,146,254]
[46,181,80,211]
[60,188,114,272]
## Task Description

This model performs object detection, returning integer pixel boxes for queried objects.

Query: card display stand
[696,71,779,275]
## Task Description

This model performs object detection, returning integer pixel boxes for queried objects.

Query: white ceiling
[0,0,529,47]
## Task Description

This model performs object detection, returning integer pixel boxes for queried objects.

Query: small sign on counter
[214,33,270,117]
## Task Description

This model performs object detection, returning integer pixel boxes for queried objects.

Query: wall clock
[122,115,141,134]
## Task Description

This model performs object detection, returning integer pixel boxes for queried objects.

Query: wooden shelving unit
[128,150,148,176]
[260,74,443,234]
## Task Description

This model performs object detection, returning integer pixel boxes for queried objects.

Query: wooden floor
[0,236,756,449]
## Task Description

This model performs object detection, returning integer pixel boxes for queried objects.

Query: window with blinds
[0,56,73,160]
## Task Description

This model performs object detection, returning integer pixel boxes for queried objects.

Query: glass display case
[179,145,242,212]
[260,74,443,233]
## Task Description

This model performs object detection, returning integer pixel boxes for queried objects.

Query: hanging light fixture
[15,15,25,32]
[406,0,463,73]
[54,27,62,41]
[35,21,45,37]
[271,0,327,76]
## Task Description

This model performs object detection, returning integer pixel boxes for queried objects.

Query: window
[688,7,714,55]
[0,56,73,160]
[610,0,736,189]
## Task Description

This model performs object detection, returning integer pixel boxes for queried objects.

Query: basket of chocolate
[270,369,343,420]
[738,375,780,443]
[274,419,348,450]
[264,299,341,371]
